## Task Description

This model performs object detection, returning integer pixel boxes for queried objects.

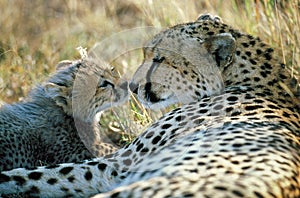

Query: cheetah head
[43,58,129,122]
[130,15,235,109]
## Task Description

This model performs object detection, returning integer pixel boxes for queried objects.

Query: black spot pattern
[0,173,10,183]
[98,163,107,171]
[0,14,298,198]
[47,178,58,185]
[152,136,162,144]
[59,166,74,175]
[12,175,26,186]
[28,172,43,180]
[84,171,93,181]
[68,176,76,183]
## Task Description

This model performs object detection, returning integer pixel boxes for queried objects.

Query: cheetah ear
[44,83,72,114]
[196,14,222,23]
[55,60,73,70]
[203,33,236,68]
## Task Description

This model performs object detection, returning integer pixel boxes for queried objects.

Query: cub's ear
[55,60,73,70]
[44,82,72,114]
[203,33,236,68]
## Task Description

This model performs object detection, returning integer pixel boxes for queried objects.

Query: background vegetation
[0,0,299,143]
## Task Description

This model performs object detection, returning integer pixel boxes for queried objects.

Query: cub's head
[43,58,129,121]
[130,14,235,109]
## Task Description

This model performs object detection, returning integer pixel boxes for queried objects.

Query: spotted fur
[0,58,129,172]
[0,14,299,198]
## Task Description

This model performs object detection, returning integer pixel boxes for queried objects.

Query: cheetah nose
[120,81,129,90]
[129,82,139,94]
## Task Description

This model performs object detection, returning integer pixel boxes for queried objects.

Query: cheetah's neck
[221,33,299,108]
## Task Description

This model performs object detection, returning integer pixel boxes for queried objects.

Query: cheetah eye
[98,80,114,88]
[109,67,118,77]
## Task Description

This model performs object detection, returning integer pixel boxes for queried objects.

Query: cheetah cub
[0,58,129,171]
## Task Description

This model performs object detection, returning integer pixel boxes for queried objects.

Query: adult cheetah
[0,14,299,197]
[0,57,129,172]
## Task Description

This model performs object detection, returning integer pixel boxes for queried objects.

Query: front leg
[0,159,120,197]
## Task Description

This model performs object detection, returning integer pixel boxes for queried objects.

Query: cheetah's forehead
[73,58,116,80]
[143,29,200,55]
[80,58,111,72]
[45,58,114,89]
[171,21,222,40]
[144,20,223,50]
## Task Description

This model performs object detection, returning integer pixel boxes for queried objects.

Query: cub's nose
[129,82,139,94]
[120,81,128,90]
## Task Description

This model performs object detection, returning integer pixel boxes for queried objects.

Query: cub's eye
[110,67,118,77]
[98,80,114,88]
